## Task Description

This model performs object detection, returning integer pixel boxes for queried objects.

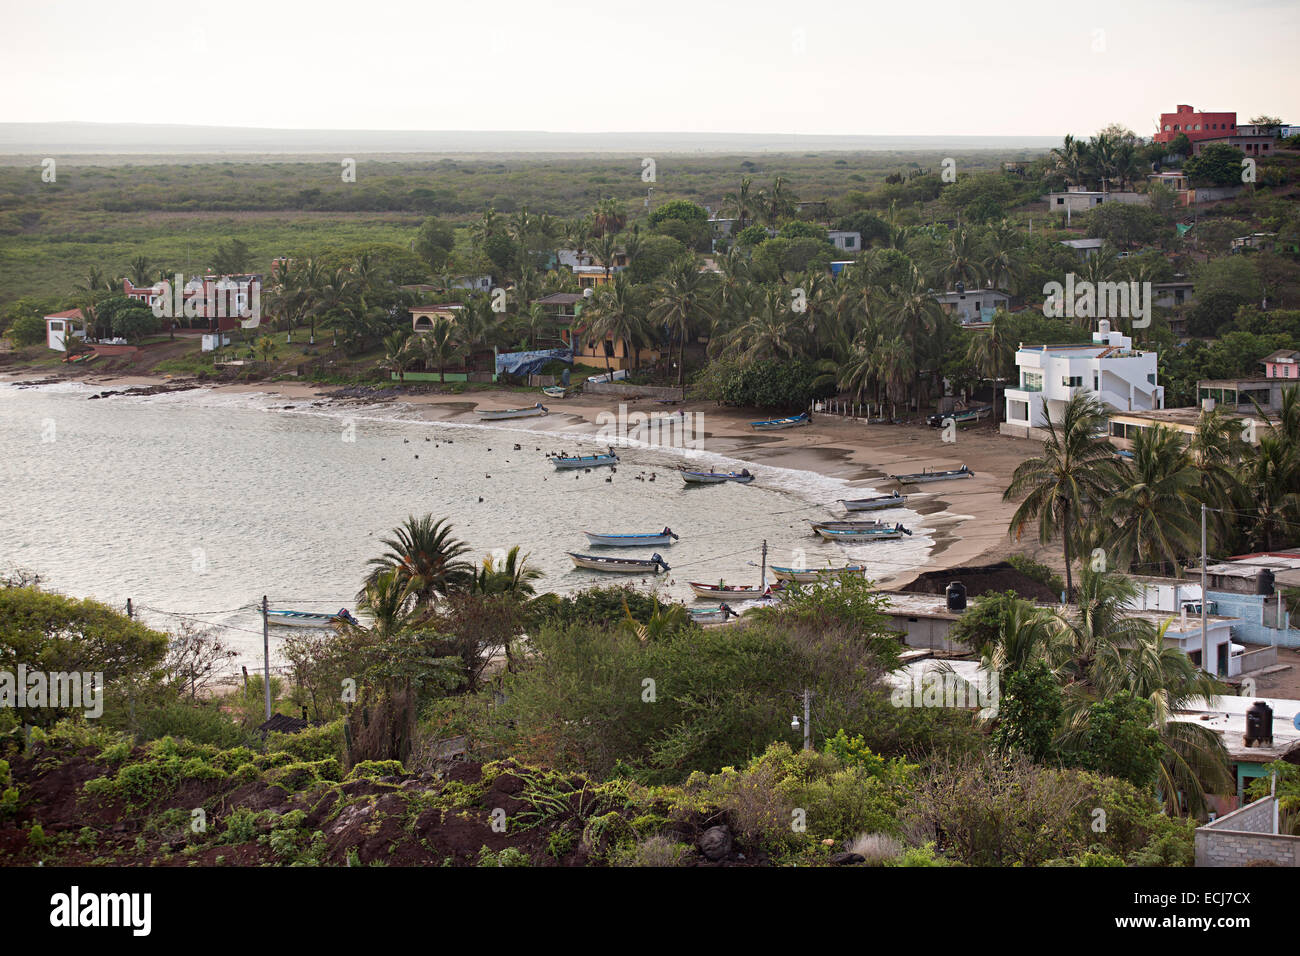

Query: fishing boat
[477,403,549,420]
[550,449,619,470]
[839,491,908,512]
[888,464,974,484]
[689,580,766,600]
[808,519,890,532]
[926,404,993,428]
[266,608,358,628]
[749,412,811,431]
[814,522,911,542]
[769,564,866,583]
[678,466,754,485]
[690,603,740,625]
[567,552,671,574]
[541,386,569,399]
[584,527,678,548]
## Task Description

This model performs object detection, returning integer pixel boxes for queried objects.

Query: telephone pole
[261,595,272,720]
[802,689,812,751]
[1201,504,1210,676]
[760,539,768,590]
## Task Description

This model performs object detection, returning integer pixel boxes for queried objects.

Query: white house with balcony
[1001,320,1163,436]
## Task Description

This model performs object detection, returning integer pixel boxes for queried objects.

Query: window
[1009,400,1028,421]
[1056,197,1064,205]
[1063,375,1082,388]
[1148,373,1156,385]
[1022,371,1043,392]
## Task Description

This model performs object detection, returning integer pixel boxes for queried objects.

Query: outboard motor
[946,581,967,612]
[1244,700,1274,748]
[652,553,670,572]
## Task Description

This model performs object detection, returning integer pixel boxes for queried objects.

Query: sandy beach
[4,369,1047,588]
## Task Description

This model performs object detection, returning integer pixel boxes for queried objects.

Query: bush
[7,313,47,347]
[345,759,405,781]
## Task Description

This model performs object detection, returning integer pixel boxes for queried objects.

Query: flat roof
[1110,407,1252,427]
[1168,695,1300,762]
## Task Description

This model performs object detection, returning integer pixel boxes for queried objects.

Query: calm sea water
[0,382,934,669]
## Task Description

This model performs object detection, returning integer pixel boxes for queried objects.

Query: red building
[1155,105,1237,144]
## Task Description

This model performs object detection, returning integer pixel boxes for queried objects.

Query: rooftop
[1168,695,1300,763]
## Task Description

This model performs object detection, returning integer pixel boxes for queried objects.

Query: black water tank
[946,581,967,612]
[1257,568,1275,596]
[1244,700,1274,748]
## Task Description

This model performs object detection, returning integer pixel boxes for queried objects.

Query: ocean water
[0,382,935,668]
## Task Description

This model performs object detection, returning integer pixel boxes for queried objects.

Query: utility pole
[261,595,272,721]
[802,689,812,751]
[1201,504,1210,676]
[760,539,767,591]
[125,598,133,619]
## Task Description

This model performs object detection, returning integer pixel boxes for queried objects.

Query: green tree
[414,217,456,273]
[362,515,473,606]
[990,659,1062,762]
[1184,143,1247,187]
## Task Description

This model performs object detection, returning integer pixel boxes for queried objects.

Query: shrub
[614,834,692,867]
[345,759,405,781]
[847,832,902,865]
[477,846,531,867]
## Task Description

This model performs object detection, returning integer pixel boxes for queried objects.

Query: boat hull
[750,412,811,430]
[679,468,754,484]
[889,466,973,484]
[815,527,905,541]
[267,610,345,628]
[552,454,618,470]
[567,552,669,573]
[585,532,676,547]
[769,565,865,583]
[478,404,549,420]
[689,582,764,599]
[840,494,907,512]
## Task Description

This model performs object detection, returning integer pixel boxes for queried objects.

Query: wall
[583,382,684,401]
[1195,796,1300,866]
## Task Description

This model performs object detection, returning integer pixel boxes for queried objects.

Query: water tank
[1257,568,1275,596]
[946,581,967,612]
[582,287,594,298]
[1098,319,1111,335]
[1244,701,1274,748]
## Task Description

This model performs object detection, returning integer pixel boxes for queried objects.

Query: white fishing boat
[690,603,741,625]
[551,449,619,470]
[266,608,357,628]
[541,386,569,399]
[678,466,754,485]
[689,580,766,600]
[477,403,549,420]
[889,464,973,484]
[584,527,678,547]
[839,491,908,512]
[567,552,671,574]
[814,522,911,542]
[808,519,891,533]
[769,564,866,584]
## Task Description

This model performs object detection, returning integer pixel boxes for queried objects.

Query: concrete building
[410,303,462,333]
[1045,187,1149,215]
[1262,349,1300,380]
[1155,105,1238,144]
[1002,321,1163,434]
[827,230,862,253]
[1169,695,1300,808]
[932,287,1011,325]
[44,309,85,351]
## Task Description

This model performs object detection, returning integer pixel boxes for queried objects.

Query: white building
[932,288,1011,325]
[44,309,86,351]
[827,230,862,253]
[1002,320,1164,433]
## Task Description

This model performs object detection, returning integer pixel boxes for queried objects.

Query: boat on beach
[927,404,993,428]
[889,464,973,484]
[266,608,357,628]
[584,528,678,547]
[567,552,671,574]
[477,403,549,420]
[769,564,866,583]
[541,386,569,399]
[690,603,741,625]
[678,466,754,485]
[839,491,907,512]
[814,522,911,542]
[688,580,766,600]
[749,412,811,431]
[550,449,619,470]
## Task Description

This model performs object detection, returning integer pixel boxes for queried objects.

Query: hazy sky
[3,0,1296,137]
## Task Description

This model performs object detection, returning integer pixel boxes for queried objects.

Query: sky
[2,0,1297,138]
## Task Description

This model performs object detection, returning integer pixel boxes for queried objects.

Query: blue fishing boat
[266,608,358,628]
[690,603,741,625]
[814,522,911,542]
[550,448,619,470]
[584,527,678,547]
[678,466,754,485]
[750,411,811,430]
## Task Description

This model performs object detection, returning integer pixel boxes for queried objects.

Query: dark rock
[698,825,732,861]
[830,852,865,866]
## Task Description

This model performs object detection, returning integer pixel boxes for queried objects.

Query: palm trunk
[1062,502,1075,600]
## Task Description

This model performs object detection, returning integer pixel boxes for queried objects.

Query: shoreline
[2,368,1043,589]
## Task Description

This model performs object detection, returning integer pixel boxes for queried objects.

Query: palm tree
[935,225,986,291]
[724,287,804,363]
[1051,134,1089,188]
[1248,435,1300,550]
[1189,407,1251,549]
[471,546,542,597]
[382,330,414,382]
[1004,392,1118,597]
[363,515,473,606]
[581,274,648,376]
[756,176,796,229]
[965,310,1015,422]
[651,261,715,389]
[1100,425,1201,575]
[254,335,278,362]
[127,255,152,287]
[982,220,1023,293]
[417,315,467,383]
[722,176,755,230]
[588,233,621,282]
[591,198,626,237]
[887,266,944,406]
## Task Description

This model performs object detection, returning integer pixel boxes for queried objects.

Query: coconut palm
[126,255,152,287]
[581,274,648,375]
[382,330,414,382]
[591,198,626,238]
[756,176,796,229]
[722,176,755,230]
[982,220,1023,293]
[1051,134,1090,188]
[416,315,467,383]
[588,234,621,282]
[471,546,543,597]
[363,515,473,606]
[1004,392,1118,597]
[934,225,986,291]
[1100,425,1202,575]
[651,260,715,389]
[965,310,1016,422]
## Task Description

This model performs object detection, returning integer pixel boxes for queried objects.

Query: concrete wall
[1195,796,1300,866]
[583,382,684,401]
[886,615,970,653]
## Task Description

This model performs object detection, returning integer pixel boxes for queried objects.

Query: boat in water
[769,564,866,584]
[688,580,767,600]
[889,464,973,484]
[808,519,891,532]
[266,608,358,628]
[584,527,678,548]
[839,491,907,512]
[567,552,671,574]
[477,403,549,420]
[679,466,754,485]
[749,412,811,431]
[813,522,911,542]
[550,449,619,470]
